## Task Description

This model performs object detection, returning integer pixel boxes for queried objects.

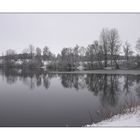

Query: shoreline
[48,70,140,75]
[1,67,140,75]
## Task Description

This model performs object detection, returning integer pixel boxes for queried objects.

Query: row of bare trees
[1,45,55,68]
[1,27,140,70]
[57,28,134,70]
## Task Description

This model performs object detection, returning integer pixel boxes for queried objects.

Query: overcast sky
[0,13,140,55]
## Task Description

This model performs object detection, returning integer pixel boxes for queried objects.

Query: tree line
[1,27,140,70]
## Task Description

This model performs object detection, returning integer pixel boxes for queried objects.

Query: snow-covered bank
[49,70,140,75]
[88,107,140,127]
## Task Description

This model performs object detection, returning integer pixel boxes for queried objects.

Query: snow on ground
[88,107,140,127]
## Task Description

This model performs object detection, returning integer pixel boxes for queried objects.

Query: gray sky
[0,13,140,55]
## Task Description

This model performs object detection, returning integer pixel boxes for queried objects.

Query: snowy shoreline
[49,70,140,75]
[87,107,140,127]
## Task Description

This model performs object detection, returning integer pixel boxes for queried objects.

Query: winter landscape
[0,13,140,126]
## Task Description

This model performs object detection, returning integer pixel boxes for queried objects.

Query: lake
[0,68,140,126]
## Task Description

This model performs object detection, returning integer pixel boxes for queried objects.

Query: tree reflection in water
[1,68,140,107]
[0,68,52,89]
[60,74,87,90]
[61,74,120,106]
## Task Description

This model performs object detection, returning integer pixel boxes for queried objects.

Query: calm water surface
[0,69,140,126]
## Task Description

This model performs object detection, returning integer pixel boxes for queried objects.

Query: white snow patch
[77,65,84,71]
[88,107,140,127]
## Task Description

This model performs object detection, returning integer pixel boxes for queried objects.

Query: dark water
[0,68,140,126]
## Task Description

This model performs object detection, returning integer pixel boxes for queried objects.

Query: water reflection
[0,69,138,89]
[0,68,55,89]
[1,68,140,99]
[60,74,87,90]
[1,68,140,98]
[0,68,140,126]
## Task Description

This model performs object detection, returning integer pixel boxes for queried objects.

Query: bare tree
[5,49,17,67]
[43,46,50,60]
[79,46,86,62]
[35,47,42,67]
[61,47,75,70]
[36,47,42,56]
[87,40,103,69]
[135,38,140,67]
[123,41,133,62]
[28,44,35,59]
[6,49,16,56]
[136,38,140,54]
[99,28,109,67]
[108,28,121,69]
[73,44,79,65]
